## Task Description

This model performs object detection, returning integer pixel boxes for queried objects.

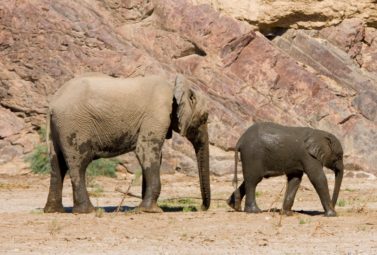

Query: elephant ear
[173,75,197,136]
[304,133,332,164]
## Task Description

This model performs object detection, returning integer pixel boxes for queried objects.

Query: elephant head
[171,75,211,210]
[305,131,344,208]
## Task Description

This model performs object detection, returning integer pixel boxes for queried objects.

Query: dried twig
[160,197,227,202]
[115,179,133,214]
[312,221,335,236]
[116,188,141,199]
[268,183,286,214]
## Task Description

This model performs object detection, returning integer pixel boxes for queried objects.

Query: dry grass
[48,219,62,236]
[0,183,30,190]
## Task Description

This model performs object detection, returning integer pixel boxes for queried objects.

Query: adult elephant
[44,74,211,213]
[227,122,344,217]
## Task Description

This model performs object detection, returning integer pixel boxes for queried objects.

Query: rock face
[0,0,376,176]
[194,0,377,32]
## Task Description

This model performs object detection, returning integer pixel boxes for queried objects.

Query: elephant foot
[281,209,294,216]
[135,204,163,213]
[44,202,65,213]
[201,203,210,211]
[244,205,262,214]
[72,202,95,214]
[226,195,242,211]
[324,210,337,217]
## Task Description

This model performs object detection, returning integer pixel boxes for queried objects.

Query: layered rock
[0,0,376,177]
[194,0,377,32]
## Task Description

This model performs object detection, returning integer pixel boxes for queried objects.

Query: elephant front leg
[227,181,245,211]
[135,140,163,213]
[69,158,95,214]
[305,163,336,217]
[282,173,303,216]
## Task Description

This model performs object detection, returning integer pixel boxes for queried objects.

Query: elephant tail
[232,145,240,189]
[46,109,52,155]
[232,144,241,208]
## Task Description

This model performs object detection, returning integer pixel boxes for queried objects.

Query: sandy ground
[0,169,376,255]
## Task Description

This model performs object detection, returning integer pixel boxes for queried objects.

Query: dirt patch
[0,171,376,254]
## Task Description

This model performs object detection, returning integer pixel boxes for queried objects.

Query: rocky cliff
[0,0,376,177]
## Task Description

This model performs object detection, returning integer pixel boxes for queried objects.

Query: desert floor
[0,168,376,255]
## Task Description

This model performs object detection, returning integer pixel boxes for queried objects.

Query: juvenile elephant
[44,74,211,213]
[227,122,344,217]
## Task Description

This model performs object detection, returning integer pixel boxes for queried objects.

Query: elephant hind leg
[244,176,263,213]
[282,172,303,216]
[64,153,94,214]
[241,157,263,213]
[44,140,68,213]
[227,181,245,211]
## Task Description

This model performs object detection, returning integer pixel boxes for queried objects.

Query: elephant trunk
[190,123,211,210]
[332,163,344,208]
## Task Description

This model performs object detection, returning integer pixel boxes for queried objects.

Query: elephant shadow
[159,205,197,212]
[38,205,195,213]
[293,210,323,216]
[58,206,136,213]
[264,208,323,216]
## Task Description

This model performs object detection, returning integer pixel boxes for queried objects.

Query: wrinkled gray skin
[227,122,344,217]
[44,74,210,214]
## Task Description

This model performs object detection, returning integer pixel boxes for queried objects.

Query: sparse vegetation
[30,209,43,215]
[26,128,50,174]
[88,182,104,197]
[95,208,105,218]
[26,127,119,177]
[337,199,347,207]
[48,219,62,236]
[0,183,30,189]
[299,218,310,225]
[159,198,198,212]
[25,127,49,174]
[26,144,51,174]
[87,158,118,177]
[131,169,142,185]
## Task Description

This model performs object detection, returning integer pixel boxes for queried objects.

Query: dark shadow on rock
[261,27,289,40]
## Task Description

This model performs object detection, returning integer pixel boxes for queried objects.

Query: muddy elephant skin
[44,74,211,214]
[227,122,344,217]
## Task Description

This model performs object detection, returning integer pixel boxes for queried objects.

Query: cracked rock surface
[0,0,376,176]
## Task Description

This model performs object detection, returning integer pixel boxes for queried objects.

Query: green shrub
[87,158,118,178]
[88,182,105,197]
[95,208,105,218]
[159,198,198,212]
[26,144,51,174]
[299,218,310,225]
[26,126,118,177]
[337,199,347,207]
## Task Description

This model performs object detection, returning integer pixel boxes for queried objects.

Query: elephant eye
[189,90,196,106]
[201,112,208,123]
